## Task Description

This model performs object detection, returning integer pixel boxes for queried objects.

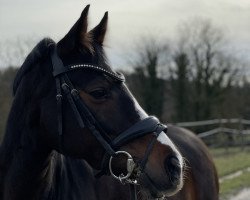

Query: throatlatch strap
[129,184,137,200]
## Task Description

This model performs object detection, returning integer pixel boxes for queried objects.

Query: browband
[51,46,125,82]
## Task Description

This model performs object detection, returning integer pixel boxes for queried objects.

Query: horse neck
[0,100,54,200]
[1,131,53,200]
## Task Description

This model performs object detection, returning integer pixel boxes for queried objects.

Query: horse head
[11,5,184,198]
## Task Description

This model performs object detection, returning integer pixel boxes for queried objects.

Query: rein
[50,44,167,200]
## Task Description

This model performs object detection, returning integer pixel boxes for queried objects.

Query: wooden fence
[175,118,250,147]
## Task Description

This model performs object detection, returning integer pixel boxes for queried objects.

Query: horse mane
[1,36,107,162]
[0,38,55,180]
[13,38,55,95]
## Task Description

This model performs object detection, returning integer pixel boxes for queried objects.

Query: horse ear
[58,5,90,54]
[89,12,108,45]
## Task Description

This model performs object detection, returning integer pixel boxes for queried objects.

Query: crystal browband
[68,64,125,82]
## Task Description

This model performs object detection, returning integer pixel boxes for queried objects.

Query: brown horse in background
[94,125,219,200]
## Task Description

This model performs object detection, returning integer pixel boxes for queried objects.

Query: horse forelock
[92,43,112,70]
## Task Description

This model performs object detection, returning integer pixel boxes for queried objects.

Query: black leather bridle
[50,44,167,200]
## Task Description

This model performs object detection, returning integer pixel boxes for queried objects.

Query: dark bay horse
[0,5,184,200]
[94,125,219,200]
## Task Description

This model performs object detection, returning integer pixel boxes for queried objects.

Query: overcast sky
[0,0,250,69]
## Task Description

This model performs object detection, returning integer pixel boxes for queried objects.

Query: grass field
[210,146,250,199]
[220,171,250,197]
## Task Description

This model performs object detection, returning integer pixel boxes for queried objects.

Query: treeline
[0,67,17,141]
[125,20,250,124]
[0,19,250,140]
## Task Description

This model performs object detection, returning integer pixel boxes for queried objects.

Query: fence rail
[197,127,250,138]
[176,118,250,127]
[175,118,250,147]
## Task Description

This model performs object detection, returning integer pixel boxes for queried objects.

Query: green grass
[219,170,250,199]
[210,147,250,177]
[208,146,250,199]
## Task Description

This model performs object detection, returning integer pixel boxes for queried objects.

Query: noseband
[50,44,167,200]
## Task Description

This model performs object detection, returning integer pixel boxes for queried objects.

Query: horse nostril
[164,156,181,185]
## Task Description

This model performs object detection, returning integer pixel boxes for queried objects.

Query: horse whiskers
[136,187,166,200]
[182,156,190,171]
[181,156,190,181]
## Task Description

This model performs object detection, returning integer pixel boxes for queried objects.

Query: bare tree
[175,19,239,121]
[126,37,169,119]
[0,67,18,141]
[170,51,191,122]
[0,37,36,141]
[0,37,37,68]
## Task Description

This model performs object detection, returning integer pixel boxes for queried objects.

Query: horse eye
[89,88,109,99]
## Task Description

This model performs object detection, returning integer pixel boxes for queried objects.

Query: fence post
[239,118,244,150]
[219,119,228,153]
